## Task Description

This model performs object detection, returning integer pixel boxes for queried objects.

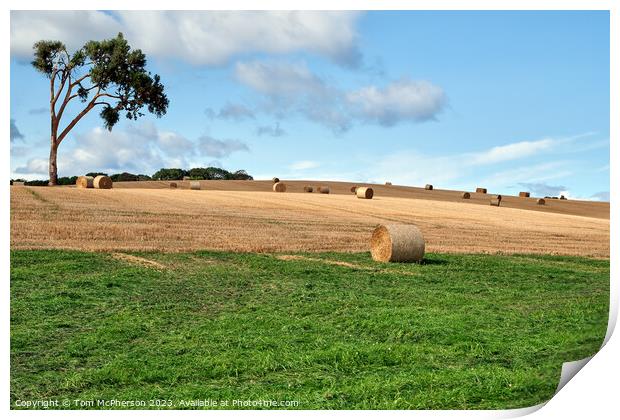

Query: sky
[9,10,610,200]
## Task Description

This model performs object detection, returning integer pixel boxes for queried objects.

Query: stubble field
[10,181,610,257]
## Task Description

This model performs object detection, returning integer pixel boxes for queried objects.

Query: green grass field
[10,250,609,409]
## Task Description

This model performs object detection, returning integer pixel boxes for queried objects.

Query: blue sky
[10,10,609,200]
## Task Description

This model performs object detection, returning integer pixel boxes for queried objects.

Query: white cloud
[155,131,195,156]
[10,145,32,158]
[469,138,557,165]
[477,162,573,189]
[467,134,606,166]
[15,158,48,175]
[247,133,606,198]
[353,135,596,190]
[517,182,568,197]
[589,191,610,202]
[28,107,48,115]
[206,160,223,168]
[235,60,328,97]
[552,190,608,202]
[235,60,350,132]
[346,79,447,125]
[10,119,24,142]
[368,151,467,187]
[10,11,123,58]
[301,106,352,133]
[289,160,321,171]
[13,123,248,178]
[205,103,255,121]
[11,11,362,67]
[234,60,446,132]
[119,11,362,67]
[198,135,249,158]
[59,125,179,175]
[256,123,286,137]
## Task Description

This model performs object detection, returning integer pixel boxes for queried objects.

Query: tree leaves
[33,32,169,131]
[100,106,120,131]
[31,40,66,76]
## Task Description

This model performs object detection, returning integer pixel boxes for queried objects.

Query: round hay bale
[318,186,330,194]
[371,224,425,263]
[350,186,358,194]
[490,199,501,207]
[190,181,201,190]
[537,198,546,205]
[425,184,433,190]
[476,187,487,194]
[169,182,178,188]
[75,176,94,189]
[385,182,392,186]
[519,191,530,198]
[356,187,374,199]
[303,186,313,193]
[273,182,286,192]
[461,192,471,199]
[93,175,112,189]
[272,177,280,183]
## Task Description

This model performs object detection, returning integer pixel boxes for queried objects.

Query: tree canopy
[33,33,168,134]
[33,33,169,185]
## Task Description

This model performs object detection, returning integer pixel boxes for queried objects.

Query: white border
[3,1,616,418]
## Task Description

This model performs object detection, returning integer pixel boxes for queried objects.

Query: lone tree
[32,33,169,185]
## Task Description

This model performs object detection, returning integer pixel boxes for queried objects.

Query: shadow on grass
[420,257,449,266]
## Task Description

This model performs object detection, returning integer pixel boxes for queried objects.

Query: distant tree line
[152,167,253,181]
[11,176,78,186]
[10,167,253,186]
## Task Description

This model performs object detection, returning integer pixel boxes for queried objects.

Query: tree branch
[56,101,95,145]
[52,69,69,110]
[55,72,74,125]
[70,73,91,88]
[61,47,70,67]
[50,69,58,118]
[95,92,123,100]
[56,91,109,145]
[81,84,100,92]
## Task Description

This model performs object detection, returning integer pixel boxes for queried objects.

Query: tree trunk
[48,135,58,186]
[47,72,99,186]
[49,91,59,185]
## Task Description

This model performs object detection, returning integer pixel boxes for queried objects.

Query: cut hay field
[11,181,609,257]
[112,180,610,220]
